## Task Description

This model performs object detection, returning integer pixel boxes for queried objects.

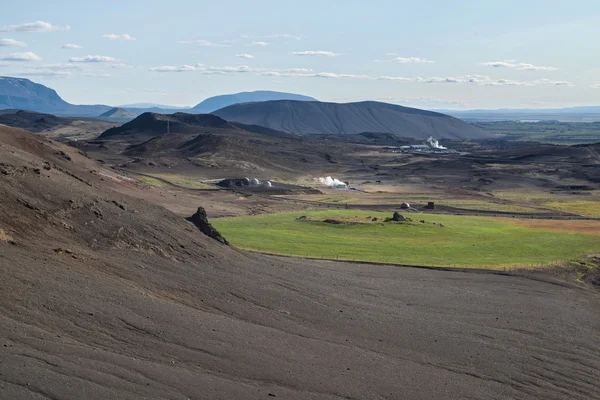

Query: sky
[1,0,599,109]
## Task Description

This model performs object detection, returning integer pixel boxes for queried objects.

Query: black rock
[187,207,229,245]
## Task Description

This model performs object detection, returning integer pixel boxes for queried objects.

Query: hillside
[213,100,490,139]
[192,90,317,113]
[0,76,110,116]
[98,112,236,142]
[96,111,346,175]
[0,109,114,140]
[1,126,600,399]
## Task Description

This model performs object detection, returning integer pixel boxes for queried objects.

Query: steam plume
[427,136,446,150]
[318,176,347,187]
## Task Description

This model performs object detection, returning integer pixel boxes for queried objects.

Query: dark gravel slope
[1,126,598,400]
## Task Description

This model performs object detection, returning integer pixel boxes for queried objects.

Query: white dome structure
[250,178,260,185]
[262,181,272,187]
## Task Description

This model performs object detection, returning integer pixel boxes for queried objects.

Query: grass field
[544,201,600,218]
[212,210,600,269]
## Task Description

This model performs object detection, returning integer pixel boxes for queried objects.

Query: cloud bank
[394,57,434,64]
[0,21,69,32]
[0,39,26,47]
[0,52,41,61]
[290,51,341,57]
[69,55,118,63]
[480,60,559,71]
[62,44,82,49]
[102,33,136,41]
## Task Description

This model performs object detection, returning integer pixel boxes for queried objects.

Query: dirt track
[1,126,600,399]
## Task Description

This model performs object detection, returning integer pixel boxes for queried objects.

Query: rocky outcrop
[187,207,229,245]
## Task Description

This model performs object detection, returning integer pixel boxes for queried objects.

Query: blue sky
[1,0,599,109]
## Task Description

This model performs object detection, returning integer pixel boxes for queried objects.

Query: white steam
[427,136,446,150]
[318,176,347,188]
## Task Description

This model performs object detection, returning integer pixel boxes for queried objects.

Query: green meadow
[212,210,600,269]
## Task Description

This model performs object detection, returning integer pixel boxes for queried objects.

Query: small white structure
[400,202,411,209]
[250,178,260,185]
[262,181,272,187]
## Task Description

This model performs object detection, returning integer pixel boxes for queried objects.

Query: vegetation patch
[137,176,166,187]
[543,201,600,218]
[0,228,13,242]
[213,210,600,269]
[510,219,600,236]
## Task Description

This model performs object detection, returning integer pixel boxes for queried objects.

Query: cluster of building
[384,137,458,154]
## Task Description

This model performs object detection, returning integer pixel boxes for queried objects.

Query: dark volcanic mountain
[192,90,317,113]
[213,100,489,139]
[0,109,114,140]
[0,76,110,116]
[98,112,237,142]
[0,110,66,132]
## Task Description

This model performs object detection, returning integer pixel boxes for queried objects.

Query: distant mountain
[192,90,317,113]
[0,76,111,116]
[213,100,489,139]
[99,107,138,122]
[119,103,187,110]
[98,112,236,142]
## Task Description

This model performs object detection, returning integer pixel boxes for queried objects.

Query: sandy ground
[1,126,600,399]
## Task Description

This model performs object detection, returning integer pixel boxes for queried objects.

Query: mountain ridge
[213,100,490,139]
[192,90,317,113]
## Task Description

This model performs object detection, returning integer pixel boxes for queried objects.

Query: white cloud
[0,38,27,47]
[151,64,315,75]
[236,54,255,59]
[480,60,559,71]
[0,21,70,33]
[378,76,413,82]
[102,33,136,41]
[147,63,574,88]
[532,79,574,86]
[150,65,198,72]
[591,83,600,89]
[0,52,41,61]
[178,40,227,47]
[243,33,301,40]
[290,51,341,57]
[379,74,573,87]
[416,75,532,86]
[252,41,269,46]
[262,71,369,79]
[394,57,434,64]
[69,55,118,63]
[19,71,72,78]
[61,43,82,50]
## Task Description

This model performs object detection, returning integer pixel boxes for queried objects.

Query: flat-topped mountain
[0,76,110,116]
[192,90,317,113]
[213,100,490,139]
